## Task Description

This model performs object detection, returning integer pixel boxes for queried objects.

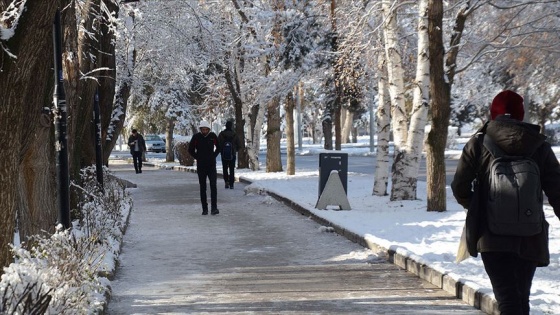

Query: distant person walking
[218,120,241,189]
[451,90,560,315]
[188,120,220,215]
[128,129,147,174]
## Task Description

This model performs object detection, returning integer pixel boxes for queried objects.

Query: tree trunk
[18,125,57,242]
[61,1,100,179]
[425,0,469,211]
[398,0,431,201]
[166,118,175,162]
[234,84,247,169]
[330,0,342,151]
[285,92,296,175]
[381,0,410,200]
[0,1,59,270]
[266,97,283,172]
[426,0,450,212]
[322,116,333,150]
[341,107,353,144]
[99,0,120,165]
[373,48,391,197]
[104,76,133,164]
[223,53,248,169]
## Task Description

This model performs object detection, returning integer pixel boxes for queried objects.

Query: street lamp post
[53,9,70,229]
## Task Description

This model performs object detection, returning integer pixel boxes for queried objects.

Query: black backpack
[483,135,544,236]
[222,138,234,161]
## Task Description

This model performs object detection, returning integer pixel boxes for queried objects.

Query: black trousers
[197,165,217,210]
[481,252,537,315]
[222,158,236,186]
[131,151,143,172]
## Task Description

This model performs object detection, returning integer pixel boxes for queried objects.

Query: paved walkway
[106,162,485,314]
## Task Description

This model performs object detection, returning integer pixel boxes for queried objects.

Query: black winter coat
[188,132,220,167]
[217,128,241,159]
[128,134,147,153]
[451,116,560,266]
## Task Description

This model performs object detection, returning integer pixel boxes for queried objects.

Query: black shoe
[225,183,229,189]
[202,211,208,215]
[211,209,219,215]
[230,183,234,189]
[139,169,142,173]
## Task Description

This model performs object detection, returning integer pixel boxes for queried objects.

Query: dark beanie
[226,120,233,129]
[491,90,524,121]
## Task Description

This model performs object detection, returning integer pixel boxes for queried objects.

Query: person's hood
[225,120,233,130]
[485,116,545,156]
[199,120,211,129]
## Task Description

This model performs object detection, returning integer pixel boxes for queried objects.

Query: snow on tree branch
[0,0,26,58]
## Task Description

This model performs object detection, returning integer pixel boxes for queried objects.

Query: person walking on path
[188,120,220,215]
[218,120,241,189]
[451,90,560,315]
[128,129,147,174]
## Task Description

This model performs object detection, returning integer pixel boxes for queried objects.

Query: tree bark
[341,107,353,144]
[165,118,175,162]
[245,102,266,171]
[0,1,59,270]
[98,0,120,165]
[285,91,296,175]
[61,0,101,179]
[330,0,342,151]
[18,124,58,242]
[373,48,391,196]
[322,116,333,150]
[381,0,411,200]
[266,97,283,172]
[223,52,248,169]
[401,0,431,201]
[426,0,450,212]
[425,0,469,211]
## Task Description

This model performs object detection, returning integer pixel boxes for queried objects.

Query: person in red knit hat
[490,90,525,121]
[452,90,560,315]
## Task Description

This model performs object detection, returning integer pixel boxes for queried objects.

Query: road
[125,150,460,185]
[258,153,459,185]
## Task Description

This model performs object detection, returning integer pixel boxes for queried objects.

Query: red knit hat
[490,90,524,121]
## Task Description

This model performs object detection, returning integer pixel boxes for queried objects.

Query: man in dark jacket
[451,90,560,315]
[128,129,147,174]
[188,120,220,215]
[218,120,241,189]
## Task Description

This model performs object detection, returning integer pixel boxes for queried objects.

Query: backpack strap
[482,136,505,159]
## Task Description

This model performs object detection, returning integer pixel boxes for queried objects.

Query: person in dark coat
[451,90,560,315]
[128,129,147,174]
[188,120,220,215]
[218,120,241,189]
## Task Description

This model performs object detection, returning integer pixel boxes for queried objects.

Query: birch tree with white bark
[380,0,430,201]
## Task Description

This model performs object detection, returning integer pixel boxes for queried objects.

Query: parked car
[145,134,166,153]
